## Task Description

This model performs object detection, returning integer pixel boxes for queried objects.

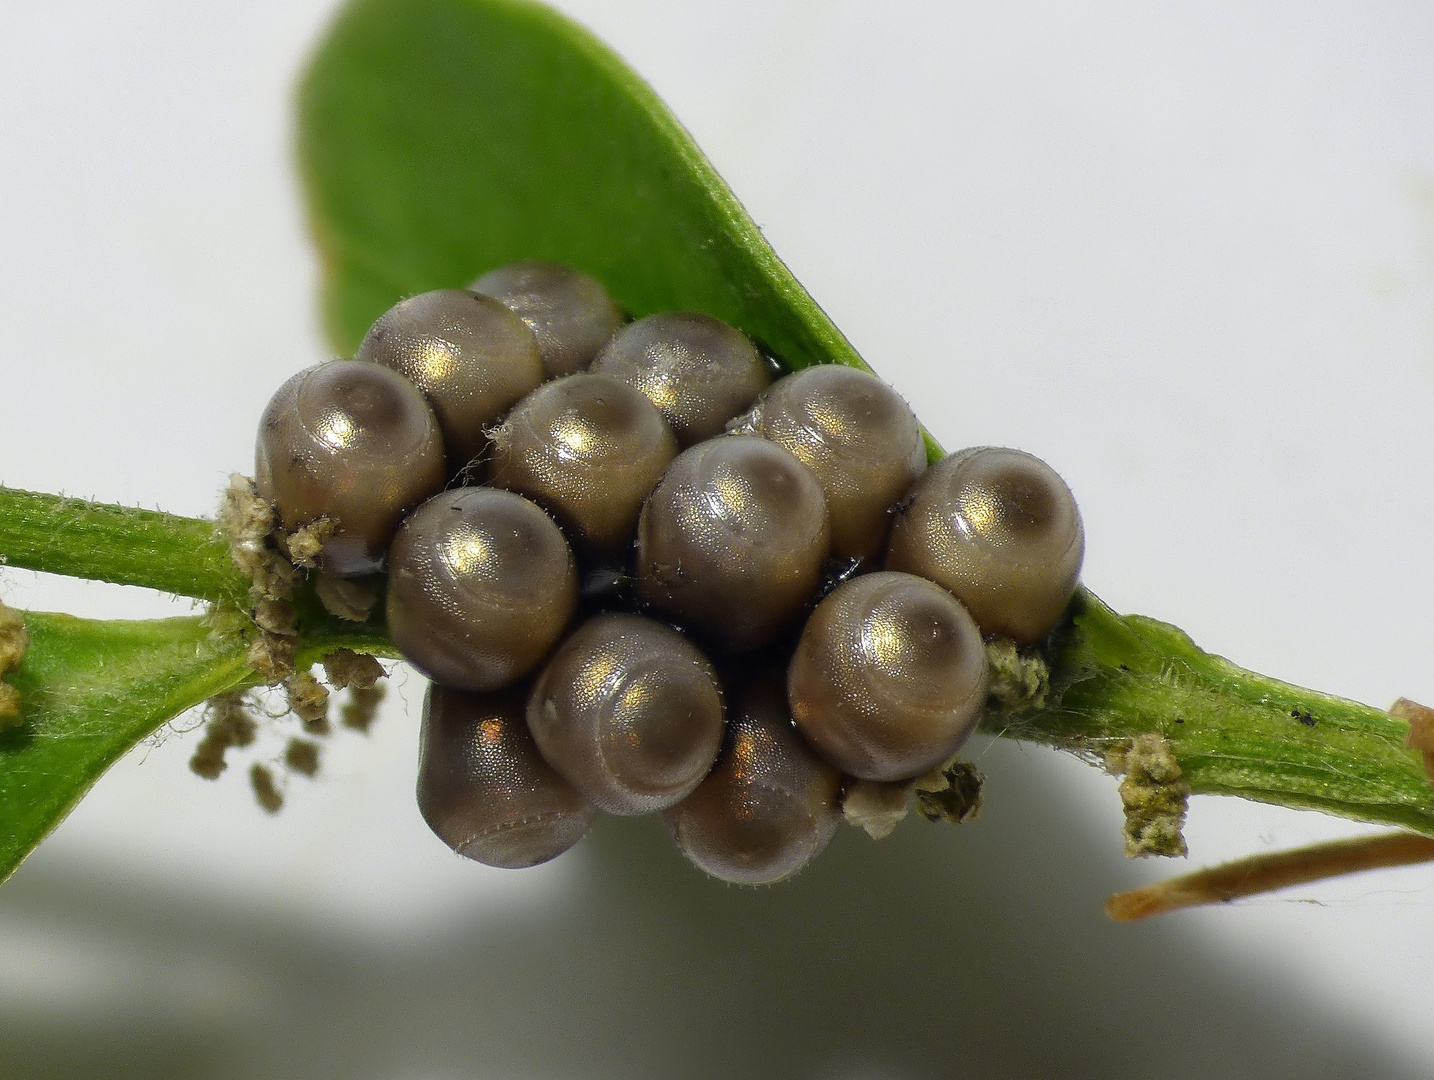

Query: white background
[1,2,1433,1077]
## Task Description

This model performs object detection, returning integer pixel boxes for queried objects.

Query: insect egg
[736,364,927,562]
[418,683,593,869]
[526,613,725,815]
[356,288,545,468]
[788,571,988,782]
[590,311,772,446]
[486,373,678,562]
[386,487,578,692]
[885,446,1084,644]
[636,435,831,653]
[663,671,842,886]
[254,359,445,577]
[471,260,625,378]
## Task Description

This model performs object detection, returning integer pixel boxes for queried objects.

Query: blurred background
[2,1,1433,1076]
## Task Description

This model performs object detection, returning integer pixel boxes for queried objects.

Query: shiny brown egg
[589,311,771,446]
[636,435,831,653]
[471,260,625,378]
[386,487,578,692]
[526,613,725,815]
[357,288,544,468]
[663,671,842,885]
[487,373,677,562]
[254,359,445,577]
[737,364,926,562]
[418,683,593,869]
[788,571,988,782]
[885,446,1084,644]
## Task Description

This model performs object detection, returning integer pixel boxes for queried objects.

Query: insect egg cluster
[252,259,1085,885]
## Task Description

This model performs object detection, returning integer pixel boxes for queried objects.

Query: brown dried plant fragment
[0,601,26,729]
[0,602,28,674]
[0,684,20,729]
[1390,697,1434,785]
[1106,832,1434,921]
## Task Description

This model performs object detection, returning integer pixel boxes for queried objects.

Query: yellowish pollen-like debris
[188,693,258,780]
[247,632,297,685]
[281,518,337,570]
[913,757,985,825]
[1102,744,1128,776]
[216,473,276,579]
[0,602,28,675]
[842,779,912,838]
[1117,734,1189,857]
[250,558,299,604]
[315,573,378,622]
[0,683,20,729]
[250,764,284,814]
[217,475,302,684]
[284,670,330,724]
[285,738,322,778]
[341,683,386,734]
[253,598,297,637]
[984,637,1048,713]
[322,648,386,691]
[0,601,26,729]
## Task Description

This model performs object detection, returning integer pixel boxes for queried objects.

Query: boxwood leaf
[296,0,1434,847]
[298,0,870,377]
[0,612,252,882]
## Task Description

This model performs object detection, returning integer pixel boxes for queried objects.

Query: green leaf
[0,612,252,882]
[297,0,1434,844]
[0,589,402,884]
[298,0,868,374]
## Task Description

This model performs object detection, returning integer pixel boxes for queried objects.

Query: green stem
[0,487,247,605]
[995,589,1434,837]
[2,484,1428,839]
